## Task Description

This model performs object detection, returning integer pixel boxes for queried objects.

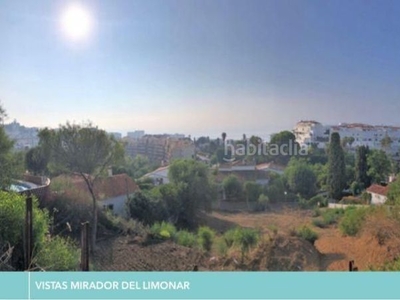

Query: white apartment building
[293,120,330,148]
[293,121,400,155]
[127,130,145,139]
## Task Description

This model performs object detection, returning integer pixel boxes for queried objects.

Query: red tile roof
[53,173,139,200]
[366,184,389,196]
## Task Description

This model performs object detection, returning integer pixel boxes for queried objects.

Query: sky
[1,0,400,140]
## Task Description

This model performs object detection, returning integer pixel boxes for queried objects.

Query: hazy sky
[1,0,400,139]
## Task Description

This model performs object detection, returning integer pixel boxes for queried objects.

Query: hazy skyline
[1,0,400,140]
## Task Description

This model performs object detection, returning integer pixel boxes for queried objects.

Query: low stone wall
[22,174,48,186]
[328,203,369,209]
[18,175,51,201]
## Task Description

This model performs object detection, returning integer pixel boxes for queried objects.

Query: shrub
[243,181,262,202]
[298,197,309,209]
[253,194,269,212]
[308,195,325,207]
[321,208,345,225]
[312,219,327,228]
[297,225,318,245]
[0,192,49,269]
[149,222,176,240]
[223,175,243,201]
[175,230,197,248]
[215,238,228,257]
[127,191,168,225]
[34,236,79,271]
[339,207,367,236]
[198,226,215,252]
[223,229,236,248]
[233,227,260,261]
[312,208,321,217]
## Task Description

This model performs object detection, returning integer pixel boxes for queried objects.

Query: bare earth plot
[205,204,400,271]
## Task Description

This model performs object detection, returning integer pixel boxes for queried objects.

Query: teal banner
[0,272,400,299]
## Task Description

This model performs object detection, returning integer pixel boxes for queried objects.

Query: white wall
[370,192,387,205]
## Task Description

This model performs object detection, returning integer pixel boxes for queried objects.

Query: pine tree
[355,146,370,188]
[327,132,346,200]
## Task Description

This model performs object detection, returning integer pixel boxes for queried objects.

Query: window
[103,204,114,211]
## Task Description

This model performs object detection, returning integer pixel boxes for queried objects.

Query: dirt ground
[93,237,204,271]
[92,204,400,271]
[204,204,400,271]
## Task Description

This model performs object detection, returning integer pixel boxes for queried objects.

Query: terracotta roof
[256,162,285,171]
[53,173,139,200]
[366,184,389,196]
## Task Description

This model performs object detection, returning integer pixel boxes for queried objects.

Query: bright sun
[61,3,93,41]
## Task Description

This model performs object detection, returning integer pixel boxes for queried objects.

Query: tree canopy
[38,122,124,249]
[367,149,391,184]
[284,158,317,198]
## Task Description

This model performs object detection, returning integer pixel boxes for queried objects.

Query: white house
[366,184,389,205]
[53,173,139,217]
[142,166,170,185]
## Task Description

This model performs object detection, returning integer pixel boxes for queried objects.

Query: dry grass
[205,204,400,271]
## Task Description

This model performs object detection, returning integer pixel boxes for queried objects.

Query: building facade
[294,120,400,155]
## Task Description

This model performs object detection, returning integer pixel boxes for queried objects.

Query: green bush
[312,208,321,217]
[215,238,228,257]
[197,226,215,252]
[312,219,327,228]
[308,195,325,207]
[297,225,318,245]
[223,175,243,201]
[149,222,176,240]
[243,181,262,202]
[34,236,79,271]
[339,207,367,236]
[298,197,309,209]
[175,230,197,248]
[321,208,345,225]
[0,192,80,271]
[223,229,236,248]
[0,192,49,269]
[253,194,269,212]
[233,227,260,261]
[127,191,168,226]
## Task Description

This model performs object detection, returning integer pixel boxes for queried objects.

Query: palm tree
[221,132,227,144]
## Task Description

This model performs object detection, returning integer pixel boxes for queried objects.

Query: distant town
[5,119,400,164]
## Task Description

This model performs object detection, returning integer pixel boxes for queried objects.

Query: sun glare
[61,3,93,41]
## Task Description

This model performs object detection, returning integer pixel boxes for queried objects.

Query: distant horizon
[5,115,400,142]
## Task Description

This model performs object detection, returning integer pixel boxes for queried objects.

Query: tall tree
[381,134,393,153]
[39,122,124,250]
[221,132,227,144]
[25,146,49,175]
[269,131,299,165]
[168,159,215,228]
[355,146,371,188]
[327,132,346,200]
[367,149,391,184]
[0,104,18,188]
[284,158,317,198]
